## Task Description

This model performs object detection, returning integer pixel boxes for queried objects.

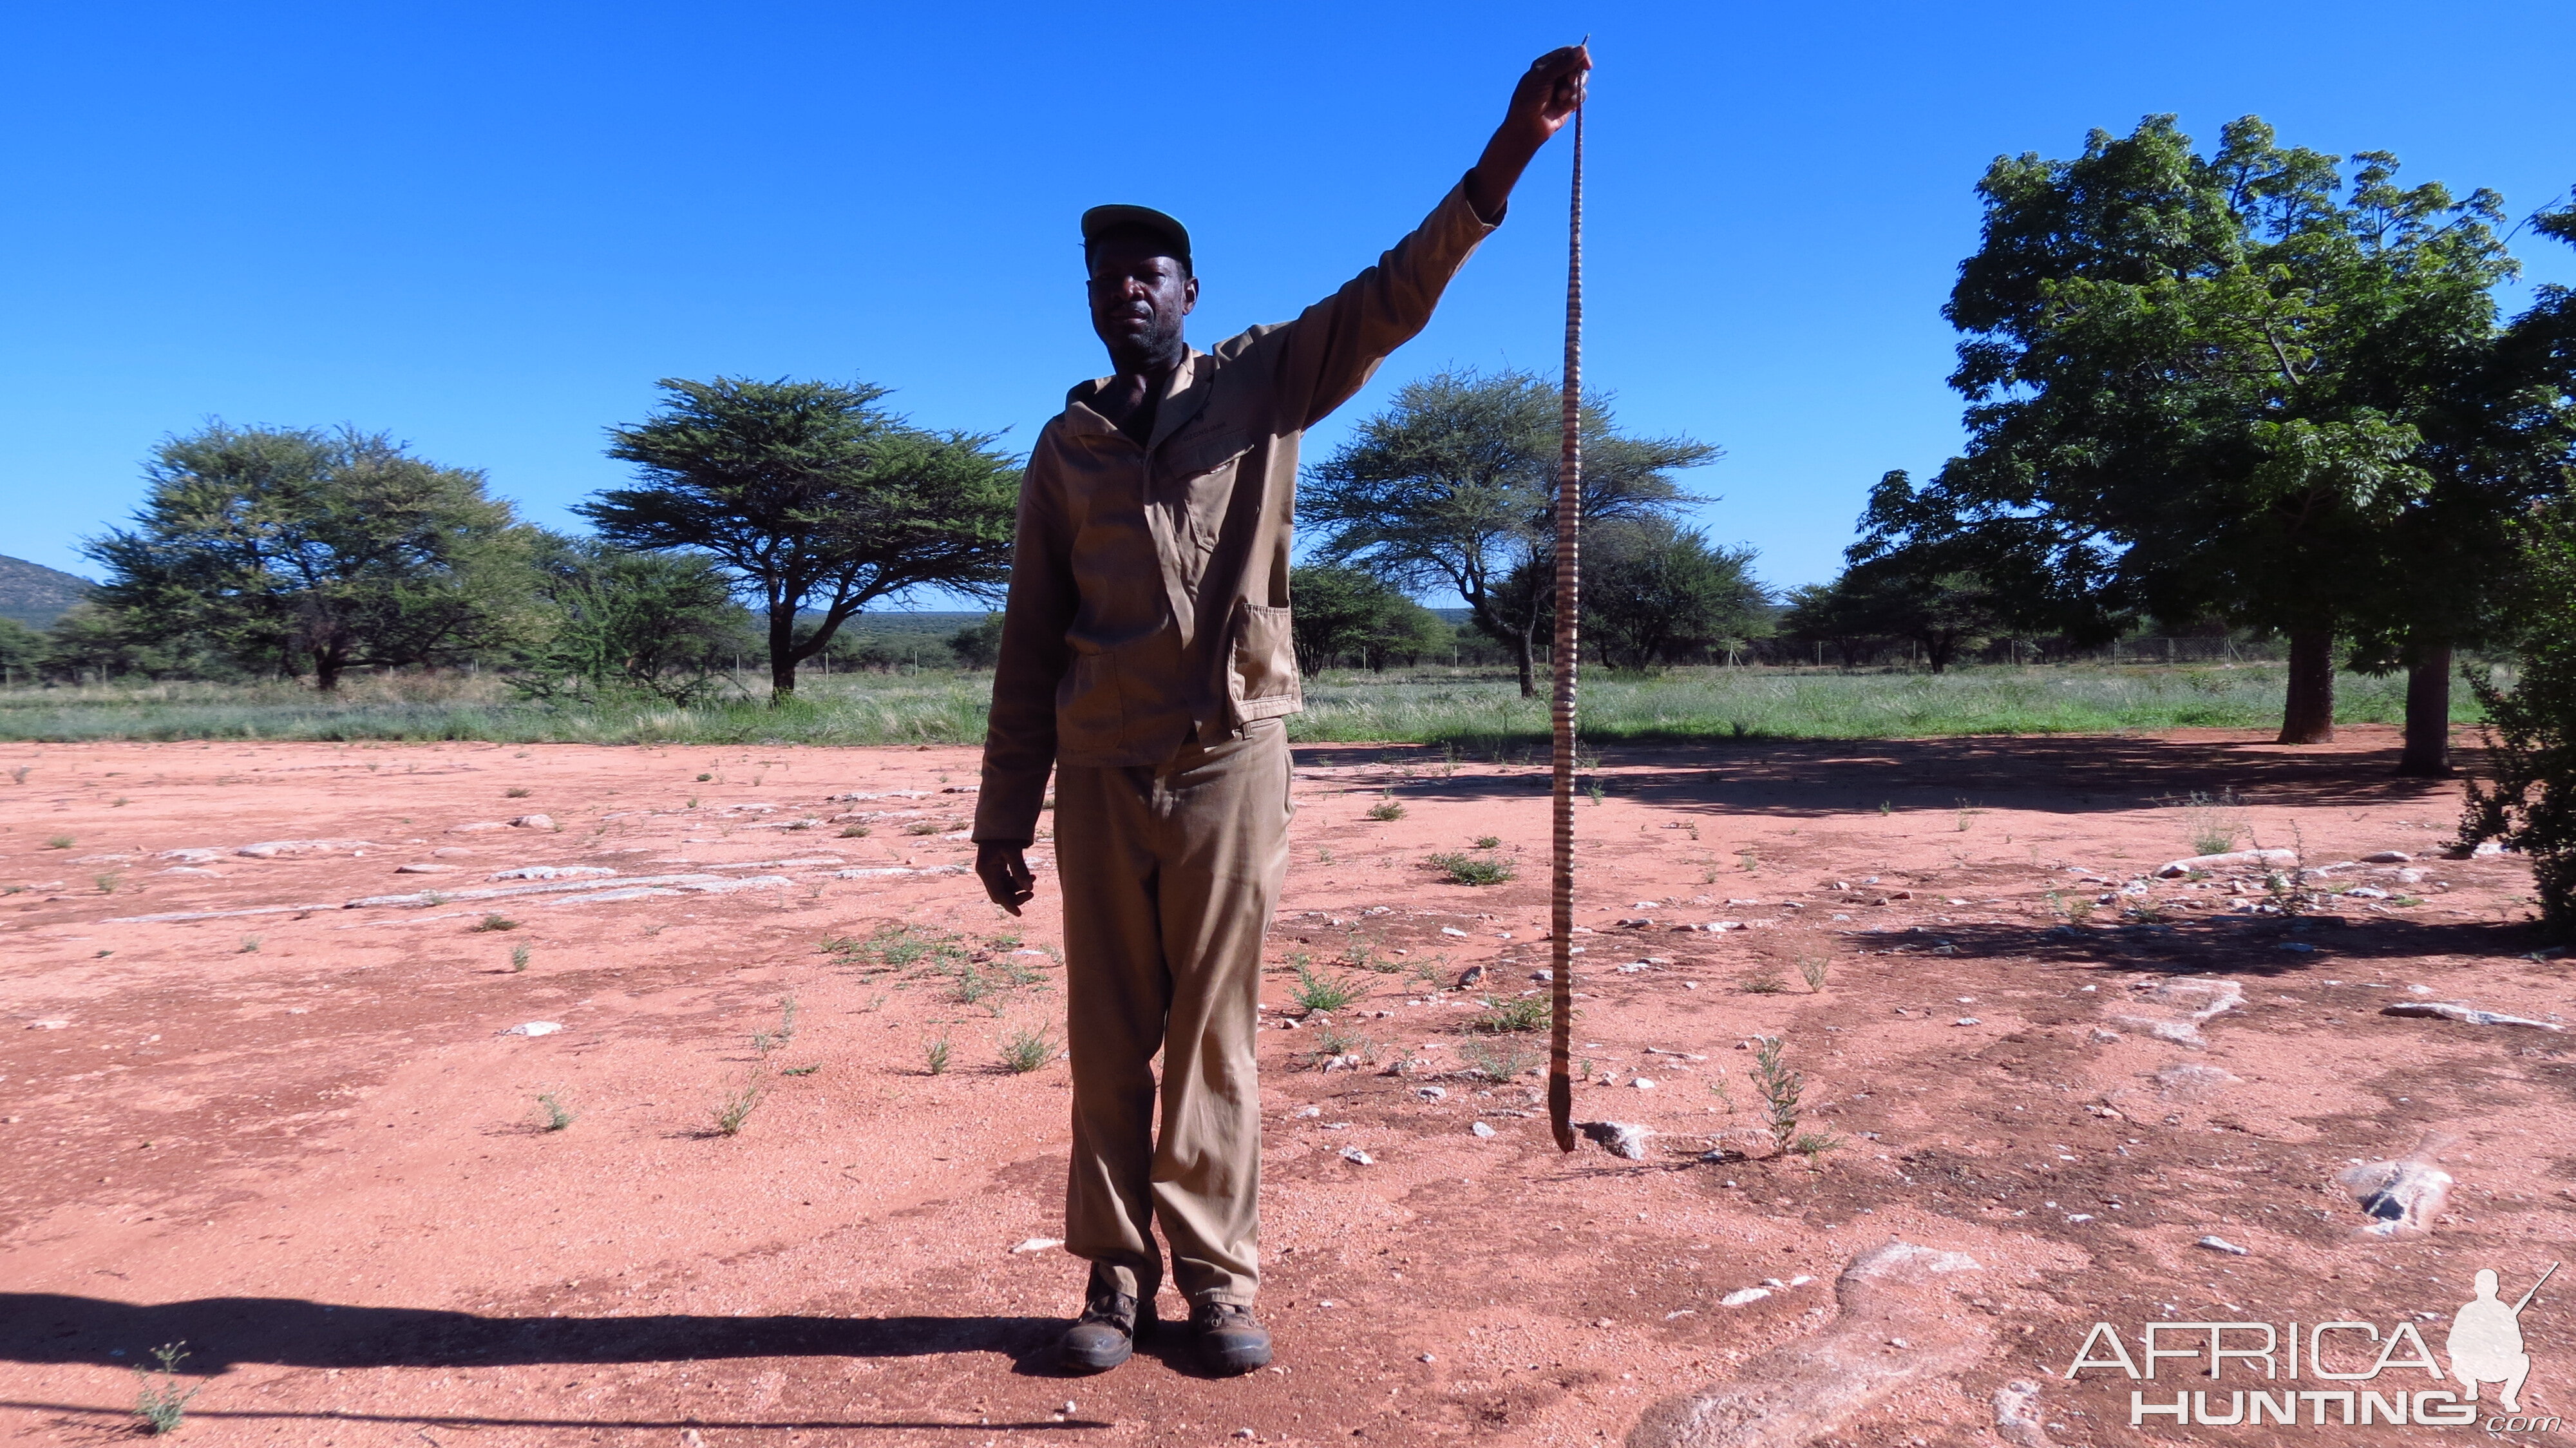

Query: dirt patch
[0,727,2567,1445]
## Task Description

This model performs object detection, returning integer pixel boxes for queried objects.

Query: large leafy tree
[512,535,747,704]
[1300,367,1716,695]
[1858,117,2559,757]
[584,377,1019,701]
[86,424,531,691]
[1561,517,1768,670]
[1286,566,1448,673]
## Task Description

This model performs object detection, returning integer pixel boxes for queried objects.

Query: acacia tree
[1300,367,1716,695]
[584,377,1019,701]
[86,424,530,690]
[1858,116,2550,753]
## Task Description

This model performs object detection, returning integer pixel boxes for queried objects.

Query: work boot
[1059,1290,1146,1373]
[1189,1300,1272,1375]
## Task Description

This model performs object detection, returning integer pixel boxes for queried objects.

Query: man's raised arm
[1258,43,1591,432]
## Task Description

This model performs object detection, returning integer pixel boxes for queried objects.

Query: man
[2447,1267,2539,1413]
[972,44,1590,1377]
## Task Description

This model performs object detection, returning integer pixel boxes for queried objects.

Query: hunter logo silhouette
[2449,1262,2555,1414]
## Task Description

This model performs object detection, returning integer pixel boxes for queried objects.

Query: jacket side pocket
[1228,604,1302,726]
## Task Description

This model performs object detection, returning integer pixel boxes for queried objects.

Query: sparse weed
[1457,1036,1542,1082]
[8,766,28,785]
[1366,794,1406,821]
[710,1069,766,1135]
[1586,779,1606,805]
[238,935,261,953]
[509,943,531,972]
[1877,801,1892,815]
[750,995,799,1055]
[1791,1130,1843,1170]
[905,820,945,835]
[1750,1034,1805,1156]
[1707,1071,1738,1116]
[1428,850,1516,886]
[1291,960,1367,1015]
[505,786,533,799]
[999,1027,1056,1074]
[535,1092,575,1131]
[2181,789,2249,857]
[1737,847,1760,873]
[1469,993,1551,1033]
[1741,964,1789,994]
[840,823,871,837]
[780,1063,820,1076]
[473,913,520,932]
[924,1036,952,1075]
[1307,1023,1378,1066]
[1797,955,1830,991]
[1473,834,1502,850]
[1318,846,1335,865]
[132,1341,200,1435]
[46,835,73,850]
[95,872,122,894]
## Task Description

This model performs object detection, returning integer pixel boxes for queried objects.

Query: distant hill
[0,555,96,629]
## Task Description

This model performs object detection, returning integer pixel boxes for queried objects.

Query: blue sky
[5,1,2570,602]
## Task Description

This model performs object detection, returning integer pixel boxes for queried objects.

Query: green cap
[1081,204,1192,271]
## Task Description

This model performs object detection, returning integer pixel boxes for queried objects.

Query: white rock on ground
[2381,1001,2563,1031]
[1576,1121,1651,1159]
[2154,848,2298,878]
[1629,1240,1987,1448]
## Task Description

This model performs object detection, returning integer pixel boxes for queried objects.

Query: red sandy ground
[0,727,2566,1447]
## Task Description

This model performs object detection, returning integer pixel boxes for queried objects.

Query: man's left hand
[1467,43,1593,222]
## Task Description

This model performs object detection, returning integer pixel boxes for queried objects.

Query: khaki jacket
[974,180,1498,844]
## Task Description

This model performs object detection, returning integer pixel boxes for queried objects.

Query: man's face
[1087,232,1197,367]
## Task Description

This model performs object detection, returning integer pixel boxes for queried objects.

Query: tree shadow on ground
[1819,910,2547,978]
[1296,730,2477,820]
[0,1295,1068,1376]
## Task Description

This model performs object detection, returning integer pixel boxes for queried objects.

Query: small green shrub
[1468,993,1549,1033]
[1797,955,1829,991]
[1428,850,1516,886]
[1290,960,1366,1014]
[535,1092,575,1131]
[1741,965,1789,994]
[238,935,261,953]
[1457,1036,1542,1082]
[504,786,533,799]
[473,913,520,932]
[1750,1034,1804,1156]
[2462,505,2576,934]
[46,835,73,849]
[840,822,871,837]
[1366,795,1406,821]
[924,1036,951,1075]
[999,1027,1056,1073]
[509,944,531,972]
[1473,834,1502,850]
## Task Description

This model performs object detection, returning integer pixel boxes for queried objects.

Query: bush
[2461,507,2576,933]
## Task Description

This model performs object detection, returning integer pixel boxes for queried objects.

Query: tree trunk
[2396,637,2455,777]
[768,606,799,702]
[1514,629,1537,698]
[313,648,341,693]
[2277,627,2336,744]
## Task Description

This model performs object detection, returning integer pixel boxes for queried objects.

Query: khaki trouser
[1054,719,1289,1308]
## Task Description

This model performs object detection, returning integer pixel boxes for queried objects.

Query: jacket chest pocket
[1227,602,1301,725]
[1157,426,1251,553]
